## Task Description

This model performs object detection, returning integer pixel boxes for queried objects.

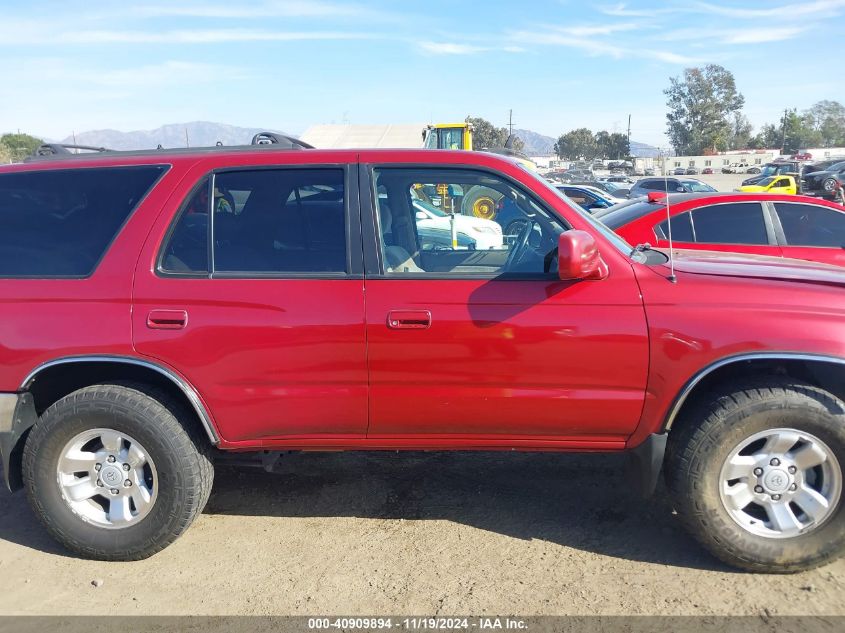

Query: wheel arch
[20,355,219,445]
[663,352,845,433]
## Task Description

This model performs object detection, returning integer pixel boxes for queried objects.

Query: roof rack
[25,131,314,162]
[29,143,109,158]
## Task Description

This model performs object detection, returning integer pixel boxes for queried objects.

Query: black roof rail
[23,132,314,162]
[27,143,109,160]
[250,132,314,149]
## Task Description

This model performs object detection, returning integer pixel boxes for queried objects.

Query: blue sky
[1,0,843,146]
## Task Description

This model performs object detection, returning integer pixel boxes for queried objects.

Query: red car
[597,192,845,267]
[702,167,714,174]
[2,141,845,572]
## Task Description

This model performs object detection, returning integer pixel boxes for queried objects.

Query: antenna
[663,150,677,283]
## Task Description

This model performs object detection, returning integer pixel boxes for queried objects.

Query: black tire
[665,377,845,573]
[22,383,214,560]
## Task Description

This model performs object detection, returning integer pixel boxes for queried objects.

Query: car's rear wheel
[22,383,213,560]
[666,378,845,572]
[823,178,838,193]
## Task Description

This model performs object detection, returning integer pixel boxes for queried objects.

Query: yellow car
[736,175,797,195]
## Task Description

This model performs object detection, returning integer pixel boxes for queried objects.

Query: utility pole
[780,108,788,154]
[185,127,190,148]
[507,109,514,136]
[627,114,632,156]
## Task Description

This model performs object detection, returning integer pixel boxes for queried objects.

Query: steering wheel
[505,219,536,271]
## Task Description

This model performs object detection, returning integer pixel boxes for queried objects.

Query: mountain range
[54,121,661,157]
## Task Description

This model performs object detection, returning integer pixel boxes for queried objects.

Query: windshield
[601,181,624,193]
[520,165,637,257]
[756,177,776,187]
[681,180,717,193]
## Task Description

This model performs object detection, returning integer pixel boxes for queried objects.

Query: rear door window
[775,203,845,248]
[656,212,694,242]
[0,165,166,277]
[690,203,768,245]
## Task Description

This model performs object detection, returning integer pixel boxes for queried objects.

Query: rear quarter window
[0,165,166,277]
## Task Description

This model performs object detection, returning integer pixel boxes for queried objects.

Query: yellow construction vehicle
[422,123,473,150]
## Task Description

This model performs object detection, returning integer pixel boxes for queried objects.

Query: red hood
[653,248,845,287]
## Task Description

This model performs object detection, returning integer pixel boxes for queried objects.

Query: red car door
[771,200,845,267]
[361,162,649,447]
[132,158,368,446]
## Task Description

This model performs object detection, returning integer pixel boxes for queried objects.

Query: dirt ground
[1,451,843,616]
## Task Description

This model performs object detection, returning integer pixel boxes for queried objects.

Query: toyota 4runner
[1,139,845,572]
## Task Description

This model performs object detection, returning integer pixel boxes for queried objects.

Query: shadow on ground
[0,451,731,572]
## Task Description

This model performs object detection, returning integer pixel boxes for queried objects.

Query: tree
[727,113,754,150]
[554,128,597,160]
[781,109,822,153]
[606,132,630,159]
[0,132,43,162]
[665,64,745,155]
[465,116,524,153]
[0,143,11,164]
[807,100,845,147]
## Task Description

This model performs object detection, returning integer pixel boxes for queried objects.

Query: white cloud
[657,26,807,44]
[417,41,525,55]
[602,0,845,19]
[546,22,644,37]
[61,29,377,44]
[132,0,395,21]
[509,29,700,64]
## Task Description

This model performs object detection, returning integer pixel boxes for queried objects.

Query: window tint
[776,203,845,248]
[160,178,211,274]
[213,169,346,274]
[643,180,666,191]
[656,212,694,242]
[0,165,165,277]
[162,169,347,276]
[374,168,563,276]
[691,203,768,245]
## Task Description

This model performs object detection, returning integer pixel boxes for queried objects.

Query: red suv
[1,141,845,572]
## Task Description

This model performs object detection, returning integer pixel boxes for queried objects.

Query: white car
[412,198,503,250]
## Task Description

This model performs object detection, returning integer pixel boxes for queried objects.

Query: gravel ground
[1,451,843,616]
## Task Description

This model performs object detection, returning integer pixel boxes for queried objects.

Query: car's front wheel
[666,378,845,572]
[22,384,213,560]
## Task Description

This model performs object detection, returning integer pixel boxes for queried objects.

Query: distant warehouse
[301,124,426,148]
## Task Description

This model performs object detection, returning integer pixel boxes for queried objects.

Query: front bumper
[0,392,37,492]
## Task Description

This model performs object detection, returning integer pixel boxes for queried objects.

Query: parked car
[791,152,813,161]
[595,192,845,267]
[4,142,845,573]
[605,174,634,184]
[628,177,718,198]
[555,184,623,212]
[572,179,629,199]
[722,163,750,174]
[742,161,802,186]
[672,167,687,175]
[644,168,656,176]
[802,161,845,200]
[411,198,504,250]
[737,175,798,195]
[702,167,714,175]
[685,167,699,175]
[746,166,762,174]
[804,158,845,175]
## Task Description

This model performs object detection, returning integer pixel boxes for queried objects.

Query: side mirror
[415,211,427,220]
[558,230,608,281]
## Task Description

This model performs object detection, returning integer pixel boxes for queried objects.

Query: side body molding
[20,355,220,444]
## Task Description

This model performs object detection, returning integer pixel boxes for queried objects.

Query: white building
[301,124,426,148]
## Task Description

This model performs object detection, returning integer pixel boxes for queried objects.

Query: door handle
[387,310,431,330]
[146,309,188,330]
